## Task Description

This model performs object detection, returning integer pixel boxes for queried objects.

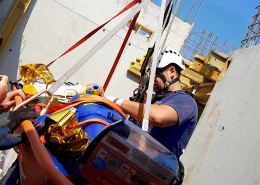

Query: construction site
[0,0,260,184]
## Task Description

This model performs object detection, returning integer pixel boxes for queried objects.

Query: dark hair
[162,63,183,77]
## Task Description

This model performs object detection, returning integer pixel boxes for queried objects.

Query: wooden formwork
[181,49,231,119]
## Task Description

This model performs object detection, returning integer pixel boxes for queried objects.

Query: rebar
[240,5,260,48]
[177,0,187,18]
[221,40,228,52]
[192,0,205,23]
[200,32,213,56]
[184,0,198,22]
[181,28,231,60]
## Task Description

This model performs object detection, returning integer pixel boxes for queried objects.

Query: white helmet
[157,47,185,70]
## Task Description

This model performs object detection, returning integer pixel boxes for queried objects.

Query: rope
[160,0,181,54]
[162,0,175,33]
[144,0,176,72]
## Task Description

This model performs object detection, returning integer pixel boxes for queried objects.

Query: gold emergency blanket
[50,115,89,152]
[19,63,55,84]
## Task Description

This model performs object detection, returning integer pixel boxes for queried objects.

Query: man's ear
[168,66,176,79]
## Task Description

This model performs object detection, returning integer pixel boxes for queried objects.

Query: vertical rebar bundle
[220,40,228,53]
[230,45,237,52]
[240,5,260,49]
[180,29,230,62]
[176,0,204,24]
[200,32,213,56]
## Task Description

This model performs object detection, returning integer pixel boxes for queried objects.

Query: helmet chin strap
[158,69,180,91]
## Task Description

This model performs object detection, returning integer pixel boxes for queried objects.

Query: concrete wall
[0,0,191,99]
[181,45,260,184]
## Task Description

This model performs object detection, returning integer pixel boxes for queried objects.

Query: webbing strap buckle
[165,81,170,89]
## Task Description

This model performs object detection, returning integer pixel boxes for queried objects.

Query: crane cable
[145,0,176,72]
[160,0,181,55]
[162,0,175,33]
[146,0,181,71]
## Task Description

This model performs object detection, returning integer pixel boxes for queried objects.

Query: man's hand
[0,107,40,133]
[0,89,26,113]
[0,75,8,103]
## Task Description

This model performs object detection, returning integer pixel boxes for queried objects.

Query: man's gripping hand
[0,107,40,133]
[0,89,26,113]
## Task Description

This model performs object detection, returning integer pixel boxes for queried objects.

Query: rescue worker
[0,75,40,150]
[0,75,40,185]
[106,47,198,181]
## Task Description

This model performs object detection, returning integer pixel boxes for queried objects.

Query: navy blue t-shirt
[148,90,198,159]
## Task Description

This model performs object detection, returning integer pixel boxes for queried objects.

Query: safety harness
[152,89,196,104]
[151,90,176,103]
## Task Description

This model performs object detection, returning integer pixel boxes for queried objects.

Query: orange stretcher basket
[13,88,125,185]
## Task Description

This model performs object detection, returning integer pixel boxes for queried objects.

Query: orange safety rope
[78,118,110,127]
[47,95,126,118]
[45,0,140,68]
[103,12,140,92]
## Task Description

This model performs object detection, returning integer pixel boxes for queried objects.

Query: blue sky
[152,0,259,51]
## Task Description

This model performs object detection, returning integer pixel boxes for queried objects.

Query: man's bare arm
[121,100,178,127]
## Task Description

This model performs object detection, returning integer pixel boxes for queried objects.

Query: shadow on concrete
[0,0,38,90]
[126,70,140,83]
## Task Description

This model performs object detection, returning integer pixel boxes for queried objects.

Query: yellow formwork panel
[0,0,31,58]
[128,67,141,77]
[128,54,146,77]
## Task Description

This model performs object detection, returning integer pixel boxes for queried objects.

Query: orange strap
[103,12,140,92]
[78,118,110,127]
[47,95,126,118]
[45,0,139,68]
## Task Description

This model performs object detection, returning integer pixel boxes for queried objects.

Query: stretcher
[11,82,179,185]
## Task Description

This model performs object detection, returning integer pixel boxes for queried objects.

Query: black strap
[158,68,180,91]
[152,90,196,104]
[169,159,185,185]
[158,70,167,84]
[176,159,185,185]
[152,91,176,103]
[165,77,180,90]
